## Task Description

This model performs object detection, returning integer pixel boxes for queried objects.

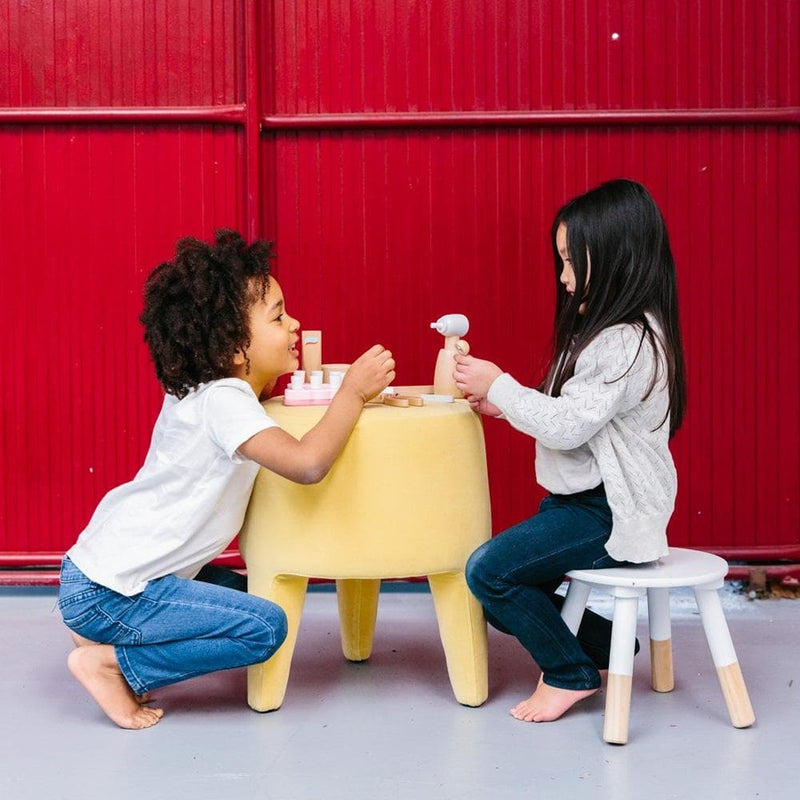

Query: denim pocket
[60,598,143,645]
[58,559,106,610]
[60,602,142,645]
[59,556,88,585]
[58,559,142,645]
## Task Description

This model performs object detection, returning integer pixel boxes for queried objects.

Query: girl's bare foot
[510,682,598,722]
[67,646,163,729]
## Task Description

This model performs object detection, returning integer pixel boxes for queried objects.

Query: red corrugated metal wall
[1,1,798,568]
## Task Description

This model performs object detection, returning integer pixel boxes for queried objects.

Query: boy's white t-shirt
[67,378,277,596]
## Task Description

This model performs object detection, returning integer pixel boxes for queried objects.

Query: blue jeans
[58,557,287,695]
[465,487,624,690]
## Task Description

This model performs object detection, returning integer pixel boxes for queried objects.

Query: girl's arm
[456,326,657,449]
[237,345,395,484]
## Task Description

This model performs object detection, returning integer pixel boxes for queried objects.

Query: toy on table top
[284,317,470,406]
[283,369,347,406]
[284,329,347,406]
[430,314,470,398]
[300,330,322,381]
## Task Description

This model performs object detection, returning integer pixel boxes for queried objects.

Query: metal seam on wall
[0,106,247,124]
[1,107,798,127]
[260,109,800,130]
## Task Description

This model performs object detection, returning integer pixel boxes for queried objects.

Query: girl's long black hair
[543,179,686,436]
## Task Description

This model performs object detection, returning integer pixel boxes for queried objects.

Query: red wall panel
[270,0,797,113]
[264,0,799,556]
[0,123,246,554]
[1,0,798,566]
[2,0,244,107]
[269,125,799,551]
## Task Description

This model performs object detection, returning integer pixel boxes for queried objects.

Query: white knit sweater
[487,322,676,563]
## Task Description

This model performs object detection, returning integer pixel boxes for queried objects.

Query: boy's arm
[237,345,395,484]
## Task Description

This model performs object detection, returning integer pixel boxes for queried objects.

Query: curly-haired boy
[58,230,395,728]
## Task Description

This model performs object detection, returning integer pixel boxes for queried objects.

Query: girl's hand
[341,344,396,402]
[464,395,503,417]
[453,354,503,402]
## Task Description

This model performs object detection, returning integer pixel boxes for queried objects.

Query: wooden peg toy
[301,330,322,381]
[430,314,470,397]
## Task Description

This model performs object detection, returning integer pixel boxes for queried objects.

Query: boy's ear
[232,348,246,366]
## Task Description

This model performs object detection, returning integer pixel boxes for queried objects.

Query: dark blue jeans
[465,487,625,690]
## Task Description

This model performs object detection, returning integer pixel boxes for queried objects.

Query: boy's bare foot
[68,631,151,703]
[510,682,598,722]
[67,646,163,729]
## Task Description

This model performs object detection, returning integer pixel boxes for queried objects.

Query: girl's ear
[232,348,246,366]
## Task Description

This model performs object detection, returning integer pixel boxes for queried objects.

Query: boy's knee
[271,606,288,650]
[245,602,288,662]
[257,604,288,661]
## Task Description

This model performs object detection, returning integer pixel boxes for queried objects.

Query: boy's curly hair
[140,229,275,398]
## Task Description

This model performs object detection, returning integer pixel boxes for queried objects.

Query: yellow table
[238,396,491,711]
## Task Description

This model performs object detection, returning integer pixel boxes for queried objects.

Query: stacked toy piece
[283,369,345,406]
[283,316,469,407]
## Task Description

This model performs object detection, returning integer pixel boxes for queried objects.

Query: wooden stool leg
[647,588,674,692]
[604,589,641,745]
[336,578,381,661]
[246,574,309,712]
[428,571,488,707]
[693,586,755,728]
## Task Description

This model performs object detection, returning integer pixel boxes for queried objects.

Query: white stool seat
[567,547,729,588]
[561,547,755,744]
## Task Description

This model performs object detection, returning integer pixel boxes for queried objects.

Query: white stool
[561,547,755,744]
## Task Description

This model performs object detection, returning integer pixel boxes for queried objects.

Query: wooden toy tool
[430,314,470,397]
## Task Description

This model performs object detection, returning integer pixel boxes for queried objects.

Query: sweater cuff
[487,372,522,411]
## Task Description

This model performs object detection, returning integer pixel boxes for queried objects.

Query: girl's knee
[465,545,493,596]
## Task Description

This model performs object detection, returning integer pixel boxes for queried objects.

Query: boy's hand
[240,344,395,484]
[342,344,396,402]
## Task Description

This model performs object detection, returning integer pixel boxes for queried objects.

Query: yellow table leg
[246,573,308,712]
[336,578,381,661]
[428,571,488,707]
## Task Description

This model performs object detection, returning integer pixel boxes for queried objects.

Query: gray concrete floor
[1,583,796,800]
